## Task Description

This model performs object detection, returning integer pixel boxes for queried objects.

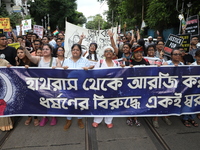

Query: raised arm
[24,47,40,64]
[129,30,135,45]
[19,24,23,36]
[10,27,17,42]
[136,29,140,41]
[77,33,85,45]
[107,30,119,55]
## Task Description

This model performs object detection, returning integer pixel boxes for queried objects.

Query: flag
[141,20,146,30]
[53,30,59,35]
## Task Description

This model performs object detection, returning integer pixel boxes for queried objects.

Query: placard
[33,25,43,39]
[185,15,199,36]
[179,34,191,52]
[164,34,184,54]
[0,18,11,32]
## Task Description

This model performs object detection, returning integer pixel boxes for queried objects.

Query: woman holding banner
[25,43,61,127]
[15,46,39,126]
[92,46,120,129]
[56,46,67,67]
[152,49,183,128]
[62,43,94,130]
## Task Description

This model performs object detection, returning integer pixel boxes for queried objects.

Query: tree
[85,14,111,30]
[0,2,23,28]
[145,0,179,35]
[28,0,86,31]
[105,0,200,36]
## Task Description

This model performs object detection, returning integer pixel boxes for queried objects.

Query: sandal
[34,119,40,126]
[188,119,198,127]
[25,117,32,125]
[182,120,191,127]
[134,119,141,127]
[126,117,133,126]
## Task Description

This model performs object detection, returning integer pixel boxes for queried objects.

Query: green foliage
[85,14,111,30]
[9,13,23,27]
[106,0,200,35]
[0,2,9,17]
[106,0,144,30]
[0,2,23,28]
[28,0,86,31]
[146,0,178,33]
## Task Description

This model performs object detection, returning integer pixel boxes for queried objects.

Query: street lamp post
[47,14,50,35]
[187,2,192,20]
[41,19,43,27]
[176,0,185,34]
[44,16,46,29]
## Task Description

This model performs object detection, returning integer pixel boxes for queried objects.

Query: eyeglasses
[0,38,7,40]
[104,50,113,53]
[172,53,182,56]
[72,49,80,52]
[157,44,164,45]
[58,49,64,51]
[192,39,199,41]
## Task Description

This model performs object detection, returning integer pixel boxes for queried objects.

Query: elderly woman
[25,43,61,127]
[62,43,94,130]
[92,46,120,129]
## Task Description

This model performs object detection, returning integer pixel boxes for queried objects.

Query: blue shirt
[165,60,184,65]
[62,57,90,68]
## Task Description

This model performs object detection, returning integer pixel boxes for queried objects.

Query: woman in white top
[77,34,100,61]
[25,44,61,127]
[56,46,67,67]
[85,43,100,61]
[92,46,120,129]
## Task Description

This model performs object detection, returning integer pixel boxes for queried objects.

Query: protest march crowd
[0,23,200,132]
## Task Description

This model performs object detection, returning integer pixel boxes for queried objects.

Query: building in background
[0,0,34,16]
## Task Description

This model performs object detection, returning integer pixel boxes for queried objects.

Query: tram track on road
[144,117,171,150]
[85,117,171,150]
[0,117,171,150]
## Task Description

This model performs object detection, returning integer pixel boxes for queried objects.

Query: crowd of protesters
[0,26,200,132]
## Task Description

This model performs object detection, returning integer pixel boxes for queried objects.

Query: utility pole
[176,0,185,34]
[142,0,144,22]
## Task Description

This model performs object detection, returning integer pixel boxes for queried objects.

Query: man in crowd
[189,36,200,58]
[0,34,16,66]
[145,36,155,48]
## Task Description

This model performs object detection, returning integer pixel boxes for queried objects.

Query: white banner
[64,21,117,58]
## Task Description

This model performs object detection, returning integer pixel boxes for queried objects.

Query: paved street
[0,116,200,150]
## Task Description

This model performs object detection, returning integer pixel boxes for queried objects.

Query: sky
[76,0,108,19]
